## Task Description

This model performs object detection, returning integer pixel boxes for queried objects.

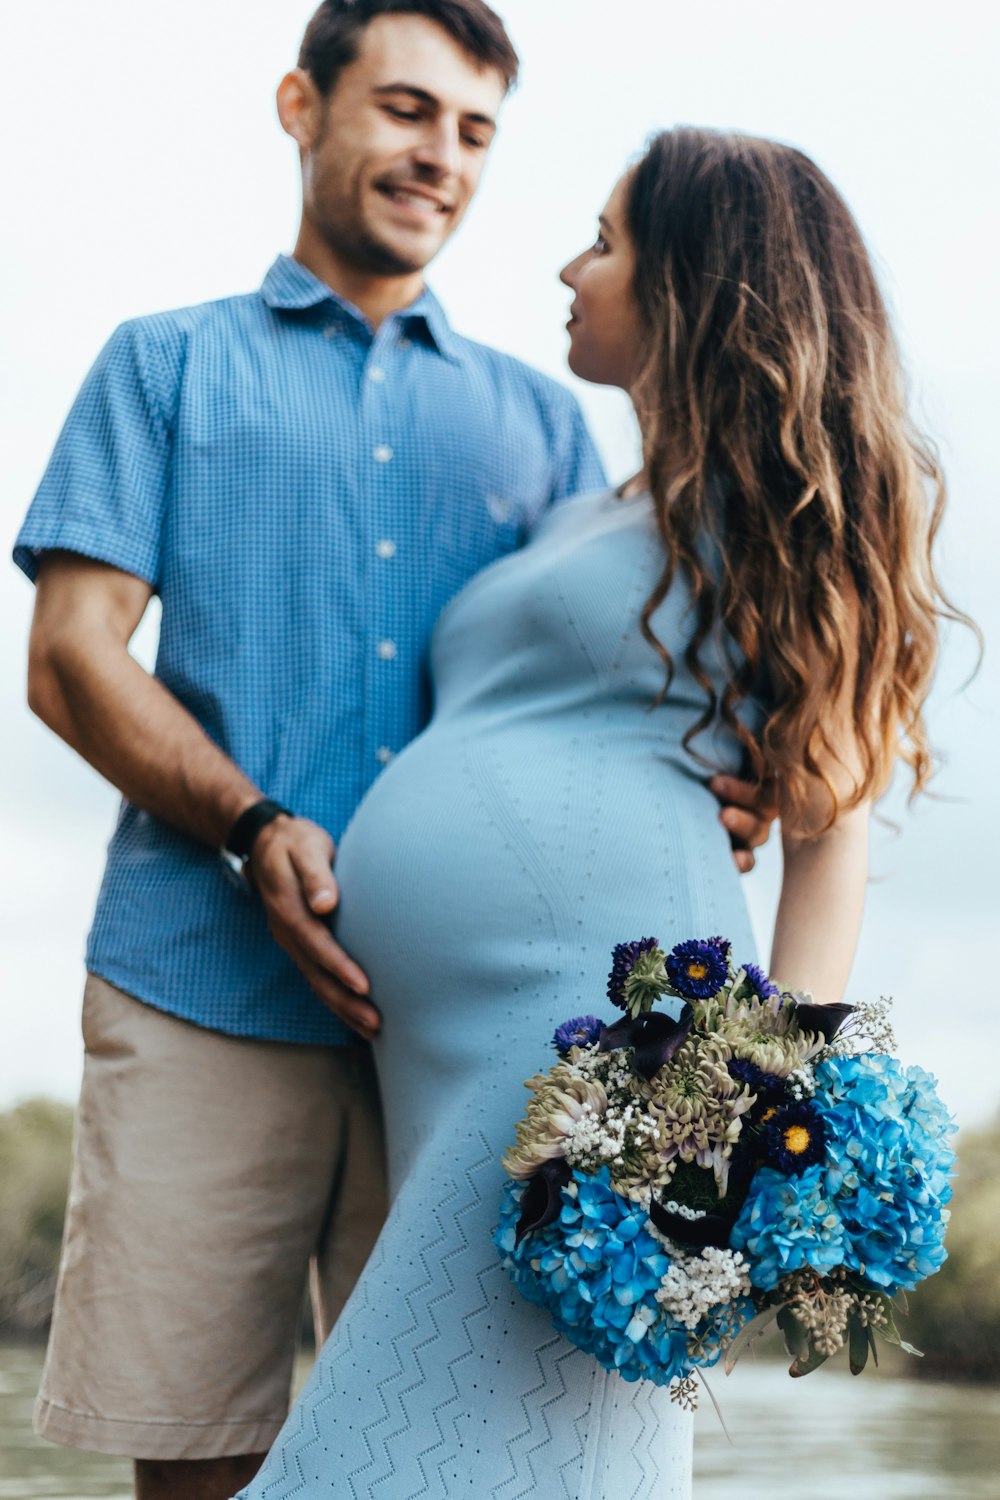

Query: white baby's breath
[653,1243,752,1330]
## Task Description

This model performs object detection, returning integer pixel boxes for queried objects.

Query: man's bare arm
[28,552,379,1038]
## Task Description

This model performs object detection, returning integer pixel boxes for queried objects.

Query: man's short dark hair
[299,0,520,97]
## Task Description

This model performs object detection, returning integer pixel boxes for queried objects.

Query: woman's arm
[768,587,872,1007]
[769,803,870,1006]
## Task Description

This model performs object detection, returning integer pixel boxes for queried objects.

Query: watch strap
[223,799,293,861]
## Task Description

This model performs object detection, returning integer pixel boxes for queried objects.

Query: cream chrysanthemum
[697,989,826,1076]
[502,1064,608,1179]
[640,1036,753,1195]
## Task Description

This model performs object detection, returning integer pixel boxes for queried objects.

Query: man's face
[295,15,506,277]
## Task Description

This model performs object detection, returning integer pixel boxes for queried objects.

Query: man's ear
[276,68,324,152]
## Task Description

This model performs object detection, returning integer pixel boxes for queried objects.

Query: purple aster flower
[552,1015,606,1055]
[727,1058,784,1093]
[727,1058,786,1095]
[665,936,731,1000]
[606,938,661,1012]
[728,1058,789,1124]
[763,1102,827,1175]
[742,962,781,1001]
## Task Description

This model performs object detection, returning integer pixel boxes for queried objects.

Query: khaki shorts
[34,974,387,1461]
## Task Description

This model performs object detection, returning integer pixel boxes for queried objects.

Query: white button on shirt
[376,639,398,660]
[373,444,394,463]
[368,366,386,383]
[375,746,394,765]
[375,539,397,559]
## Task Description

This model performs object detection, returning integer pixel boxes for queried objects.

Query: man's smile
[376,182,453,217]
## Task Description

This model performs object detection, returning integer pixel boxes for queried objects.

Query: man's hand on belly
[250,817,381,1039]
[709,775,780,875]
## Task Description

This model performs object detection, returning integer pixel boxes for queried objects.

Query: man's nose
[412,118,462,179]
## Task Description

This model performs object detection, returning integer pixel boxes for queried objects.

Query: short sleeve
[13,319,177,587]
[550,394,608,504]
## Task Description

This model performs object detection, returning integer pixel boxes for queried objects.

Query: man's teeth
[387,188,445,213]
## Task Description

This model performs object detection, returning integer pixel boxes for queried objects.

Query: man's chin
[367,230,445,277]
[314,215,448,280]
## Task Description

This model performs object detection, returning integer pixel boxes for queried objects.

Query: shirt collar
[260,255,466,364]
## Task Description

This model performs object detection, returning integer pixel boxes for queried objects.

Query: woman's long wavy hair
[627,128,967,830]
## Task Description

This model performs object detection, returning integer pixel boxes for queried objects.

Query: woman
[236,129,953,1499]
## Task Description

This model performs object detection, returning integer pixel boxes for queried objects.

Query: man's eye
[386,106,420,122]
[462,135,487,150]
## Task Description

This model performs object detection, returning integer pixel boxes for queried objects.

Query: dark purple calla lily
[648,1197,734,1250]
[598,1006,694,1081]
[794,1001,854,1043]
[515,1157,572,1244]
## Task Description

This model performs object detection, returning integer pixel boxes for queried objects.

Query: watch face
[219,847,254,893]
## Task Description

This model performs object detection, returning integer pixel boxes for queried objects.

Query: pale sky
[1,1,997,1123]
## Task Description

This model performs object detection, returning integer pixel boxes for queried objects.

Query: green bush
[904,1110,1000,1382]
[0,1099,74,1338]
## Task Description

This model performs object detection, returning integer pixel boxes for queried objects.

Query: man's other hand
[249,816,381,1040]
[709,775,779,874]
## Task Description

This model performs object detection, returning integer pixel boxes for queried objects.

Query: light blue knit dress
[238,489,765,1499]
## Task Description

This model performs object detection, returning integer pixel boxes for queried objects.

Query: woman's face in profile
[560,172,643,392]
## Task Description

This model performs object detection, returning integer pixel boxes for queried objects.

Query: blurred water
[0,1347,129,1499]
[2,1344,999,1498]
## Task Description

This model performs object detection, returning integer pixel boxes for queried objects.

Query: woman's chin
[565,345,600,385]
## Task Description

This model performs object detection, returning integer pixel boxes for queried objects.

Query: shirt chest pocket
[424,435,553,583]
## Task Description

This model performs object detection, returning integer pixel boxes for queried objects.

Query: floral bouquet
[494,936,955,1402]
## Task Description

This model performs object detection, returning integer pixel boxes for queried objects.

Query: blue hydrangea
[811,1054,956,1291]
[552,1015,606,1055]
[495,1166,749,1384]
[665,937,731,1000]
[730,1053,955,1296]
[729,1165,849,1291]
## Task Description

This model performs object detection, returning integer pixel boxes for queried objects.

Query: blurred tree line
[1,1098,998,1382]
[0,1099,74,1337]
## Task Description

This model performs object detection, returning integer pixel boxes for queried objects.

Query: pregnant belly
[332,727,754,1026]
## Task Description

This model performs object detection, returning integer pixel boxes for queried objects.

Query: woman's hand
[709,774,780,873]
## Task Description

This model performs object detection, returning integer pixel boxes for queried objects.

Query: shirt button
[373,444,394,463]
[376,639,397,660]
[398,337,411,350]
[323,325,338,339]
[375,746,394,765]
[368,365,386,383]
[375,539,397,559]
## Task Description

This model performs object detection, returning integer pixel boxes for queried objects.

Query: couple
[16,2,950,1498]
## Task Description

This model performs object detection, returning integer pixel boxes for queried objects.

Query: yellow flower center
[760,1106,778,1125]
[686,961,709,980]
[783,1124,812,1155]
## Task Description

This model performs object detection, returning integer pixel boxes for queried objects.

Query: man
[15,3,774,1497]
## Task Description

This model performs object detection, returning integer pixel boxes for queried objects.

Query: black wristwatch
[221,798,293,885]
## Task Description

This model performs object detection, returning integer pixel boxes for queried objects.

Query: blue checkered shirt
[14,255,606,1044]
